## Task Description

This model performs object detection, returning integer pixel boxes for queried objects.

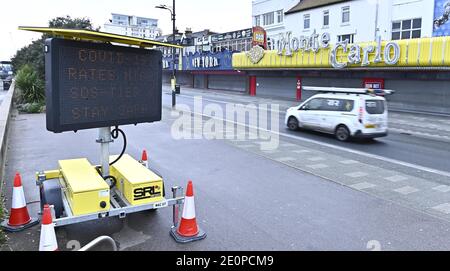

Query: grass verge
[0,197,6,245]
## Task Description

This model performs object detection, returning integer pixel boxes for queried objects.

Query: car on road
[285,87,389,141]
[2,76,13,91]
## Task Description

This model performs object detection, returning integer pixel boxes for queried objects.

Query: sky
[0,0,252,61]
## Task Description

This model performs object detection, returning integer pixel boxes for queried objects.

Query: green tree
[48,16,99,30]
[15,64,45,104]
[11,16,98,79]
[11,38,45,79]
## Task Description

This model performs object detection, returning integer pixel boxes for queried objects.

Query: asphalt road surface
[3,100,450,251]
[165,88,450,173]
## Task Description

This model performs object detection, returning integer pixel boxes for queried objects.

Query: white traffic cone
[141,150,148,169]
[170,180,206,243]
[39,204,58,251]
[1,173,39,232]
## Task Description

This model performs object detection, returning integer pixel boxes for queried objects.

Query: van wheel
[288,117,299,131]
[335,125,350,142]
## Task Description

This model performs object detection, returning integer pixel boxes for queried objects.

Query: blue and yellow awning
[19,26,183,49]
[233,37,450,69]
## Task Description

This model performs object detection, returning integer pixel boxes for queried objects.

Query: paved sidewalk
[168,85,450,143]
[0,91,5,106]
[229,138,450,223]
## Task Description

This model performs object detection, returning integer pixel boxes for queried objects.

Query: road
[166,86,450,173]
[2,87,450,251]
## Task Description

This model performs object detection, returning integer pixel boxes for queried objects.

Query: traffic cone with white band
[170,180,206,243]
[39,204,58,251]
[141,150,148,169]
[1,173,39,232]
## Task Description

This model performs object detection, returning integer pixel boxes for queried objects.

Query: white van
[285,87,390,141]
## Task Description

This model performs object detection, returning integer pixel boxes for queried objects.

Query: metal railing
[79,236,118,251]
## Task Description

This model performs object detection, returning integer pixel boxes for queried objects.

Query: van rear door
[364,99,387,131]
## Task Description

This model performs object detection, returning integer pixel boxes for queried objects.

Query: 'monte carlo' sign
[274,30,401,69]
[45,38,162,133]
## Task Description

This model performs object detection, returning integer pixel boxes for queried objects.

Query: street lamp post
[156,1,177,108]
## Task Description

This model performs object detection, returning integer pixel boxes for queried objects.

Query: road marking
[385,175,408,183]
[340,160,359,165]
[432,203,450,214]
[432,185,450,193]
[169,106,450,179]
[281,143,297,147]
[389,128,450,142]
[345,172,369,178]
[262,149,280,154]
[292,150,311,154]
[306,164,329,169]
[350,182,376,190]
[238,144,254,148]
[394,186,420,195]
[276,157,296,162]
[307,157,326,162]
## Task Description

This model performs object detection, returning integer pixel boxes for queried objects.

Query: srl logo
[134,186,161,200]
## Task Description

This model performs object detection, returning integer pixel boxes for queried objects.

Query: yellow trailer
[36,154,184,228]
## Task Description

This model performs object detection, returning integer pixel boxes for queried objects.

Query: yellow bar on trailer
[59,159,110,216]
[110,154,164,206]
[36,170,61,181]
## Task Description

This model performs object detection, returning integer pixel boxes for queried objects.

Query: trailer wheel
[40,179,64,218]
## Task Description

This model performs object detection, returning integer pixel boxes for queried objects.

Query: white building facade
[253,0,436,48]
[104,13,161,40]
[252,0,299,48]
[244,0,450,114]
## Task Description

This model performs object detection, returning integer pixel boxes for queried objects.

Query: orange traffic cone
[1,173,39,232]
[170,180,206,243]
[141,150,148,169]
[39,204,58,251]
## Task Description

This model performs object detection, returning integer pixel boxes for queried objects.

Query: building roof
[157,29,217,41]
[111,13,157,21]
[286,0,353,14]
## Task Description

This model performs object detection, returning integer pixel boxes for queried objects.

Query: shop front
[233,32,450,114]
[180,50,248,92]
[163,27,268,93]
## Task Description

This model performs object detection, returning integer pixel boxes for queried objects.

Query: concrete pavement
[3,107,450,250]
[0,91,5,106]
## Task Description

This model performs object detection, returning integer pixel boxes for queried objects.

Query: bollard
[171,186,182,228]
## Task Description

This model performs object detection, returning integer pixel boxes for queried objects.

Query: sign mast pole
[172,0,177,108]
[97,127,112,178]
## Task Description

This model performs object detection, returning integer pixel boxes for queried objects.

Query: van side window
[321,99,354,112]
[304,98,323,110]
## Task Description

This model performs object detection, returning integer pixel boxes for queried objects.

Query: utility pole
[156,2,177,107]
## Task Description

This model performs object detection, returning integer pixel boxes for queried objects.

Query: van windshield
[365,100,385,114]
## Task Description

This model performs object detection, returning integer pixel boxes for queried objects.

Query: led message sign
[45,38,162,133]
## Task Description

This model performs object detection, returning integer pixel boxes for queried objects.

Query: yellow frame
[19,26,183,49]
